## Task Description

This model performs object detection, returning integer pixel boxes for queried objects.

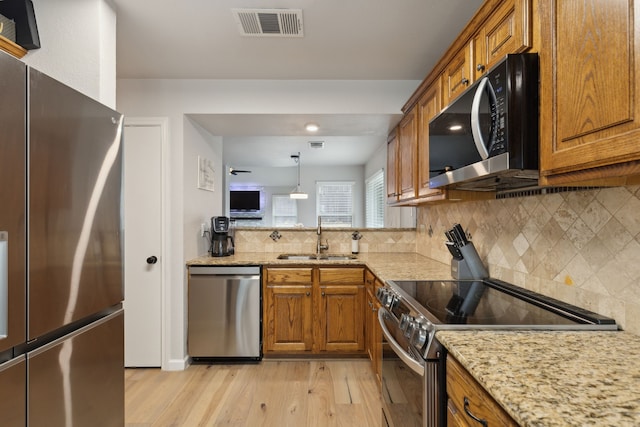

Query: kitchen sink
[277,253,357,261]
[277,254,318,260]
[318,254,358,260]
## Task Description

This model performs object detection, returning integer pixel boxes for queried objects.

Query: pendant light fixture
[290,152,308,199]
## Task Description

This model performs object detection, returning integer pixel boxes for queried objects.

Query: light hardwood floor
[125,359,382,426]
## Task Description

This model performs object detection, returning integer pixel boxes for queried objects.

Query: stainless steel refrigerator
[0,50,124,426]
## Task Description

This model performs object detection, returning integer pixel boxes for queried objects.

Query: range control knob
[377,288,397,309]
[411,323,429,349]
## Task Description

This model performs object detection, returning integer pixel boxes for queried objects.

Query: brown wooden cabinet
[317,267,365,352]
[442,46,471,106]
[447,355,517,427]
[263,267,313,352]
[397,108,418,202]
[539,0,640,185]
[364,270,382,387]
[472,0,532,80]
[386,130,399,204]
[416,78,445,200]
[263,266,365,355]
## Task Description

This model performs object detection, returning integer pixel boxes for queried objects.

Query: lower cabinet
[446,355,517,427]
[264,266,365,355]
[364,270,382,387]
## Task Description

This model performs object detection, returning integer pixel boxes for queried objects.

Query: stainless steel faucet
[316,215,329,254]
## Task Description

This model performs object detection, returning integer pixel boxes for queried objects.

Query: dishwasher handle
[188,266,260,276]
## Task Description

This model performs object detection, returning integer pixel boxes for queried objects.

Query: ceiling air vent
[308,141,325,149]
[232,8,303,37]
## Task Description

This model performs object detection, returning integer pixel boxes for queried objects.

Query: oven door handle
[378,308,425,377]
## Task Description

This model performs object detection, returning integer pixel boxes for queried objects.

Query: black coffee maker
[210,216,235,257]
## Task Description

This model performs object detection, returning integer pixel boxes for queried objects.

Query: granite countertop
[437,330,640,426]
[186,251,452,282]
[187,252,640,425]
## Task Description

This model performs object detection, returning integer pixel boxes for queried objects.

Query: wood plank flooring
[125,360,382,426]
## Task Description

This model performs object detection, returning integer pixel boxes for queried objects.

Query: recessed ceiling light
[305,123,319,132]
[449,125,463,131]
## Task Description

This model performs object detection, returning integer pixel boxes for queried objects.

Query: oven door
[379,308,425,427]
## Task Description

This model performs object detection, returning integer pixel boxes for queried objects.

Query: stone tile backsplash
[234,228,417,255]
[416,186,640,335]
[233,185,639,335]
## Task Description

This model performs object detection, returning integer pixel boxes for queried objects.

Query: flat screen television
[229,190,261,212]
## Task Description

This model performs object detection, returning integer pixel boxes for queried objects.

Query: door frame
[123,117,170,370]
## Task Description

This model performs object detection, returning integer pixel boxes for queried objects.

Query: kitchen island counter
[437,330,640,426]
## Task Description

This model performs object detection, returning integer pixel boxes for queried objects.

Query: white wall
[27,0,116,107]
[116,78,419,366]
[183,117,223,259]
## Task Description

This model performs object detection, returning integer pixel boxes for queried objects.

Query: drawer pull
[464,397,488,427]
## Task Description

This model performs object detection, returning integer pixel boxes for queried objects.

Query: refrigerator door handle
[0,231,7,339]
[27,308,123,358]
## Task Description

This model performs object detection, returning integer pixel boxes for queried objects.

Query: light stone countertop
[186,252,640,426]
[186,251,452,282]
[436,330,640,427]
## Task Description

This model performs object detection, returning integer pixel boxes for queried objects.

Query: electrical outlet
[200,223,207,237]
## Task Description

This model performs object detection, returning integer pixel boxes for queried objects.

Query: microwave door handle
[471,77,490,160]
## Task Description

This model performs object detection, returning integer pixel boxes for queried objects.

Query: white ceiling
[113,0,484,167]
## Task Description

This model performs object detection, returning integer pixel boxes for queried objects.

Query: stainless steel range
[376,277,618,427]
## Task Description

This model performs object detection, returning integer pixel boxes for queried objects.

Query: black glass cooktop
[387,279,616,327]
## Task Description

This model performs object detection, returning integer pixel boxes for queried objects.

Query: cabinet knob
[476,63,485,72]
[306,292,310,296]
[462,77,470,85]
[146,256,158,264]
[321,291,326,297]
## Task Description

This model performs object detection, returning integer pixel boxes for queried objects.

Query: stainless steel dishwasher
[187,266,262,361]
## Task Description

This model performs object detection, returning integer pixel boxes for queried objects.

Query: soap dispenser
[351,231,363,254]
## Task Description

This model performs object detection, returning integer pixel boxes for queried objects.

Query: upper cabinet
[386,130,399,204]
[442,47,471,106]
[538,0,640,185]
[472,0,532,80]
[397,108,418,202]
[417,78,444,199]
[389,0,532,206]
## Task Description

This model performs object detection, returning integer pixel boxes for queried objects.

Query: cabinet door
[264,268,313,353]
[264,283,313,352]
[317,267,365,352]
[397,108,418,201]
[539,0,640,184]
[386,131,399,204]
[417,79,445,199]
[366,288,382,387]
[317,284,365,352]
[443,46,471,106]
[472,0,532,80]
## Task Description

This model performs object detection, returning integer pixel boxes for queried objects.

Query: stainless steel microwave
[429,53,539,191]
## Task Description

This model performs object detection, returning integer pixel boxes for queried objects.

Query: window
[272,194,298,227]
[316,181,354,227]
[365,169,385,228]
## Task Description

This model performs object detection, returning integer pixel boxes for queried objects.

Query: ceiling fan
[229,167,252,175]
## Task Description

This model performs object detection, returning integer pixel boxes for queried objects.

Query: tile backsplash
[233,185,639,335]
[234,228,416,255]
[416,186,640,335]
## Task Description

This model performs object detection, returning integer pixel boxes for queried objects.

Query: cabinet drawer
[318,267,364,285]
[265,268,313,284]
[446,355,517,426]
